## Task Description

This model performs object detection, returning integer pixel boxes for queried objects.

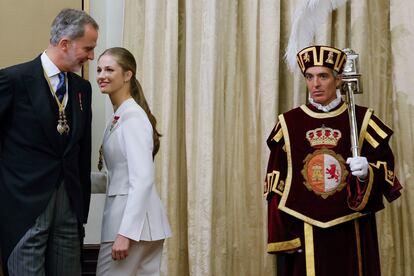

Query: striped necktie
[56,72,66,102]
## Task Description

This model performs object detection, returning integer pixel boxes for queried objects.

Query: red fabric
[273,215,381,276]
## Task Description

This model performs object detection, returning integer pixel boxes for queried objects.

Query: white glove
[346,156,368,180]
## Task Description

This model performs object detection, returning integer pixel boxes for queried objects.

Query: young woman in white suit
[94,47,171,276]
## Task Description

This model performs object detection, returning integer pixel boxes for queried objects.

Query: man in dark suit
[0,9,99,275]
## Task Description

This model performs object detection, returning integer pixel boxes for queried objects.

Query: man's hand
[112,234,131,260]
[346,156,368,180]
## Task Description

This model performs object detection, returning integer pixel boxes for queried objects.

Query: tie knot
[57,72,65,87]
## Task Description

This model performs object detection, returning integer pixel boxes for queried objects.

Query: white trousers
[96,239,164,276]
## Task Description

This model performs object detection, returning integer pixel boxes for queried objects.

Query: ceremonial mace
[341,49,362,157]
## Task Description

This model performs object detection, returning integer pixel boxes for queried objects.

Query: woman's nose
[96,72,104,82]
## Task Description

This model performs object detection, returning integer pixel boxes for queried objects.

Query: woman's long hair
[99,47,161,156]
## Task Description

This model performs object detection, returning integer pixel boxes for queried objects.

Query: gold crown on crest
[306,126,342,148]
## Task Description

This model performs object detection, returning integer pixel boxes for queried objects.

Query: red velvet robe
[265,102,402,276]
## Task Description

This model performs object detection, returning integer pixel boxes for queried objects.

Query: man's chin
[69,65,83,74]
[311,96,323,102]
[69,62,87,73]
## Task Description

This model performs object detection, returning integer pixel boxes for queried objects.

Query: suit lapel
[100,118,113,171]
[104,99,136,144]
[64,73,81,155]
[24,58,60,153]
[103,122,111,144]
[104,115,121,144]
[102,99,135,171]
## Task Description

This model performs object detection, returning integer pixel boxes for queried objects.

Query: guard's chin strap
[309,89,342,112]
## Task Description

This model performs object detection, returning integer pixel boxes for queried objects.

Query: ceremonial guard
[264,45,402,276]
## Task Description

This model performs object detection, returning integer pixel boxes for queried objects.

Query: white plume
[284,0,348,74]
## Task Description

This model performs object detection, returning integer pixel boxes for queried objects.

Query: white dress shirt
[41,51,68,107]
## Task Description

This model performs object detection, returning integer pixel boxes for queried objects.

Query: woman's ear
[124,70,133,82]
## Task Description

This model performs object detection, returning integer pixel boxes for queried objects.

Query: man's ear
[58,38,70,51]
[335,74,343,88]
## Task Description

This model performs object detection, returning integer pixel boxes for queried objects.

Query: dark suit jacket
[0,56,92,262]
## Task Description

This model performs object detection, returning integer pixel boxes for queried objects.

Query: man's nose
[88,50,95,60]
[313,77,321,87]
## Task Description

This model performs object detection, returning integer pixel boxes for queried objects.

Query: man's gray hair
[50,8,99,45]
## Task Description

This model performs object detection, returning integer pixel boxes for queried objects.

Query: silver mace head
[341,48,363,95]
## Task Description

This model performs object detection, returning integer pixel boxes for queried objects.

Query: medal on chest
[43,70,70,135]
[57,105,70,135]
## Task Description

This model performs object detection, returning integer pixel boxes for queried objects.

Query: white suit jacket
[95,98,171,243]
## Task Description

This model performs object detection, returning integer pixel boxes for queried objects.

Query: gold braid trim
[354,220,363,276]
[364,132,379,148]
[304,223,315,276]
[264,170,282,196]
[368,119,388,139]
[267,238,301,253]
[370,161,395,186]
[349,166,374,211]
[272,128,283,142]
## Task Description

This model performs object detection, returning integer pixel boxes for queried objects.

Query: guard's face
[63,24,98,72]
[304,67,342,106]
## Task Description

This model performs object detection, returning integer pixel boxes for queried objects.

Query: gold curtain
[123,0,414,275]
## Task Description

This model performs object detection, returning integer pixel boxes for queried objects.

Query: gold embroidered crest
[302,148,348,199]
[264,170,281,196]
[303,52,310,63]
[387,170,395,183]
[277,180,285,194]
[326,51,334,64]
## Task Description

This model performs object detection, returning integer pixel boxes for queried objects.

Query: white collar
[114,98,136,117]
[40,51,61,78]
[40,51,69,107]
[308,89,342,112]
